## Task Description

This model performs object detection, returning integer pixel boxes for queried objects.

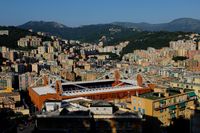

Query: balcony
[178,102,186,109]
[154,92,196,111]
[154,99,193,111]
[187,92,196,100]
[169,105,176,110]
[187,92,196,97]
[170,113,176,119]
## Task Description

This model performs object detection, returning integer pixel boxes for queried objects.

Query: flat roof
[62,97,92,102]
[32,86,56,95]
[0,92,19,97]
[171,81,200,86]
[32,79,141,96]
[91,100,113,107]
[138,88,194,100]
[139,92,164,100]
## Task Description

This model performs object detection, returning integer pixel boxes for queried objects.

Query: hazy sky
[0,0,200,27]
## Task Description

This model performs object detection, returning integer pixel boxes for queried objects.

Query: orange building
[28,75,153,110]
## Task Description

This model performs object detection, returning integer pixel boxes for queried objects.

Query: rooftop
[32,79,141,96]
[39,99,141,119]
[32,86,56,95]
[139,92,164,100]
[62,85,142,97]
[91,100,113,107]
[0,92,20,97]
[61,79,141,96]
[138,88,194,100]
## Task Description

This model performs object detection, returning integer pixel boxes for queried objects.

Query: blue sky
[0,0,200,27]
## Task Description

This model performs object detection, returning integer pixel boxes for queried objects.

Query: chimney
[43,75,48,86]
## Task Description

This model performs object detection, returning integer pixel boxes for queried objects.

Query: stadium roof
[32,86,56,95]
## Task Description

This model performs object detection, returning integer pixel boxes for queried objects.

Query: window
[138,100,141,106]
[173,98,176,103]
[143,109,145,114]
[138,108,141,112]
[134,106,136,110]
[133,99,136,103]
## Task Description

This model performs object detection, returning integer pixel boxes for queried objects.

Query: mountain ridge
[17,18,200,40]
[20,21,68,29]
[112,18,200,32]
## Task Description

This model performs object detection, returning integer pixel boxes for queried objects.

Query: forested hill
[120,31,190,55]
[0,26,51,50]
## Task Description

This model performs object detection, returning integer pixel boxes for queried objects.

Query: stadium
[28,71,153,110]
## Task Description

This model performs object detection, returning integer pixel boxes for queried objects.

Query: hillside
[121,31,189,55]
[1,19,193,55]
[0,26,51,50]
[18,20,192,55]
[113,18,200,33]
[19,18,200,40]
[19,21,133,43]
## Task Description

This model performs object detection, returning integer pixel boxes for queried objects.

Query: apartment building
[19,72,36,90]
[170,40,196,50]
[18,36,42,47]
[38,46,46,54]
[131,87,197,126]
[170,77,200,103]
[9,50,18,62]
[35,98,143,133]
[0,73,13,89]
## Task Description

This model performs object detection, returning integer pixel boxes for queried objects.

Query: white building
[0,30,9,35]
[38,46,46,54]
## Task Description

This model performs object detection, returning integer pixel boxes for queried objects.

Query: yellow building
[131,87,197,126]
[84,63,91,71]
[170,81,200,103]
[0,87,13,93]
[97,55,108,60]
[81,72,97,81]
[0,92,21,109]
